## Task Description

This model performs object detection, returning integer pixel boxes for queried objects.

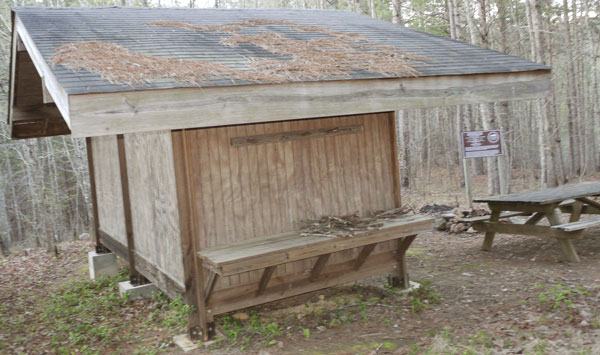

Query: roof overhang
[8,13,70,139]
[8,12,552,139]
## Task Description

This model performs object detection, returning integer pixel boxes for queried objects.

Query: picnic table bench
[197,214,433,305]
[471,181,600,262]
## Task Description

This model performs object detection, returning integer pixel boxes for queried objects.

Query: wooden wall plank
[123,130,184,285]
[91,135,127,246]
[185,112,397,291]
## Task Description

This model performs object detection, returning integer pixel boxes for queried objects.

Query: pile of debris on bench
[419,204,490,234]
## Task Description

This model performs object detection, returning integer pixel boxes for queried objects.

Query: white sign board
[462,130,504,159]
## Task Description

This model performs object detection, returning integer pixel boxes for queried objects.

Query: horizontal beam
[230,125,362,147]
[68,70,551,137]
[472,222,583,239]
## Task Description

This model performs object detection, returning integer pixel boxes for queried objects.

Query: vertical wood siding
[91,135,127,246]
[185,112,397,290]
[124,131,185,286]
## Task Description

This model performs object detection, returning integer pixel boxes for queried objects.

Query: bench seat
[551,217,600,232]
[198,214,433,277]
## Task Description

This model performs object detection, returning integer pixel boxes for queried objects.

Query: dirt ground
[239,220,600,354]
[2,179,600,354]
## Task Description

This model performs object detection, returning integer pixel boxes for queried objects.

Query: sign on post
[460,129,504,209]
[462,130,504,159]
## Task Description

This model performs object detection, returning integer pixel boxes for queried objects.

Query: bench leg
[569,201,583,223]
[482,210,501,251]
[390,235,417,289]
[557,239,581,263]
[546,210,581,263]
[257,266,276,296]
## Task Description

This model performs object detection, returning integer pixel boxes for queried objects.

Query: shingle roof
[14,6,550,95]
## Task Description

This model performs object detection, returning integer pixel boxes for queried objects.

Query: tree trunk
[391,0,403,25]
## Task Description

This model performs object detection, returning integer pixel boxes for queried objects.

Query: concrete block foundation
[88,251,119,280]
[118,280,158,300]
[173,334,202,352]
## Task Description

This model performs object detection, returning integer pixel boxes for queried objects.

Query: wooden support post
[463,160,473,209]
[482,210,500,251]
[116,134,146,285]
[85,137,109,254]
[310,254,331,282]
[172,130,212,341]
[390,234,417,289]
[256,266,276,296]
[389,112,402,208]
[569,201,583,223]
[546,210,580,263]
[525,212,545,225]
[577,197,600,210]
[354,244,376,271]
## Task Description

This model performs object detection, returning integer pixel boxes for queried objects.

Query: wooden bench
[559,198,600,215]
[551,217,600,232]
[197,214,433,303]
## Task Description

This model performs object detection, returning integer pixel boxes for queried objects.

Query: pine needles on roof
[52,20,427,86]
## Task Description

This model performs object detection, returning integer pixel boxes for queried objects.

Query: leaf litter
[52,19,428,86]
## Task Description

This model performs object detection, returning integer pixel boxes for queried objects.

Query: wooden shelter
[8,7,551,340]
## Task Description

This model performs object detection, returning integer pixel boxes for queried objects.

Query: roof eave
[65,69,551,138]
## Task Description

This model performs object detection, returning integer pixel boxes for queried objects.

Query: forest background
[0,0,598,255]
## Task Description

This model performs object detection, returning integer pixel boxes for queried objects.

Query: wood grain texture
[186,113,401,289]
[198,215,433,276]
[117,134,142,282]
[123,130,184,285]
[67,71,551,137]
[230,125,362,147]
[86,137,100,248]
[207,249,398,315]
[91,135,127,246]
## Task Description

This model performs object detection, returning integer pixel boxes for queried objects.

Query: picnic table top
[473,181,600,205]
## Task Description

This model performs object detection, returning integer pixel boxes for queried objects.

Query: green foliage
[408,280,441,313]
[0,267,190,354]
[212,312,284,350]
[536,283,590,311]
[402,0,450,36]
[303,328,311,339]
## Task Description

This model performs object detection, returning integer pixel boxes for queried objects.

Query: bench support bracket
[310,254,331,282]
[204,271,218,303]
[355,244,377,271]
[390,235,417,289]
[257,266,276,296]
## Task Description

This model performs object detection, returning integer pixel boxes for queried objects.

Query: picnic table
[469,181,600,262]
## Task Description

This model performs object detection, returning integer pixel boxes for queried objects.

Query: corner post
[172,130,212,341]
[86,137,109,254]
[116,134,145,285]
